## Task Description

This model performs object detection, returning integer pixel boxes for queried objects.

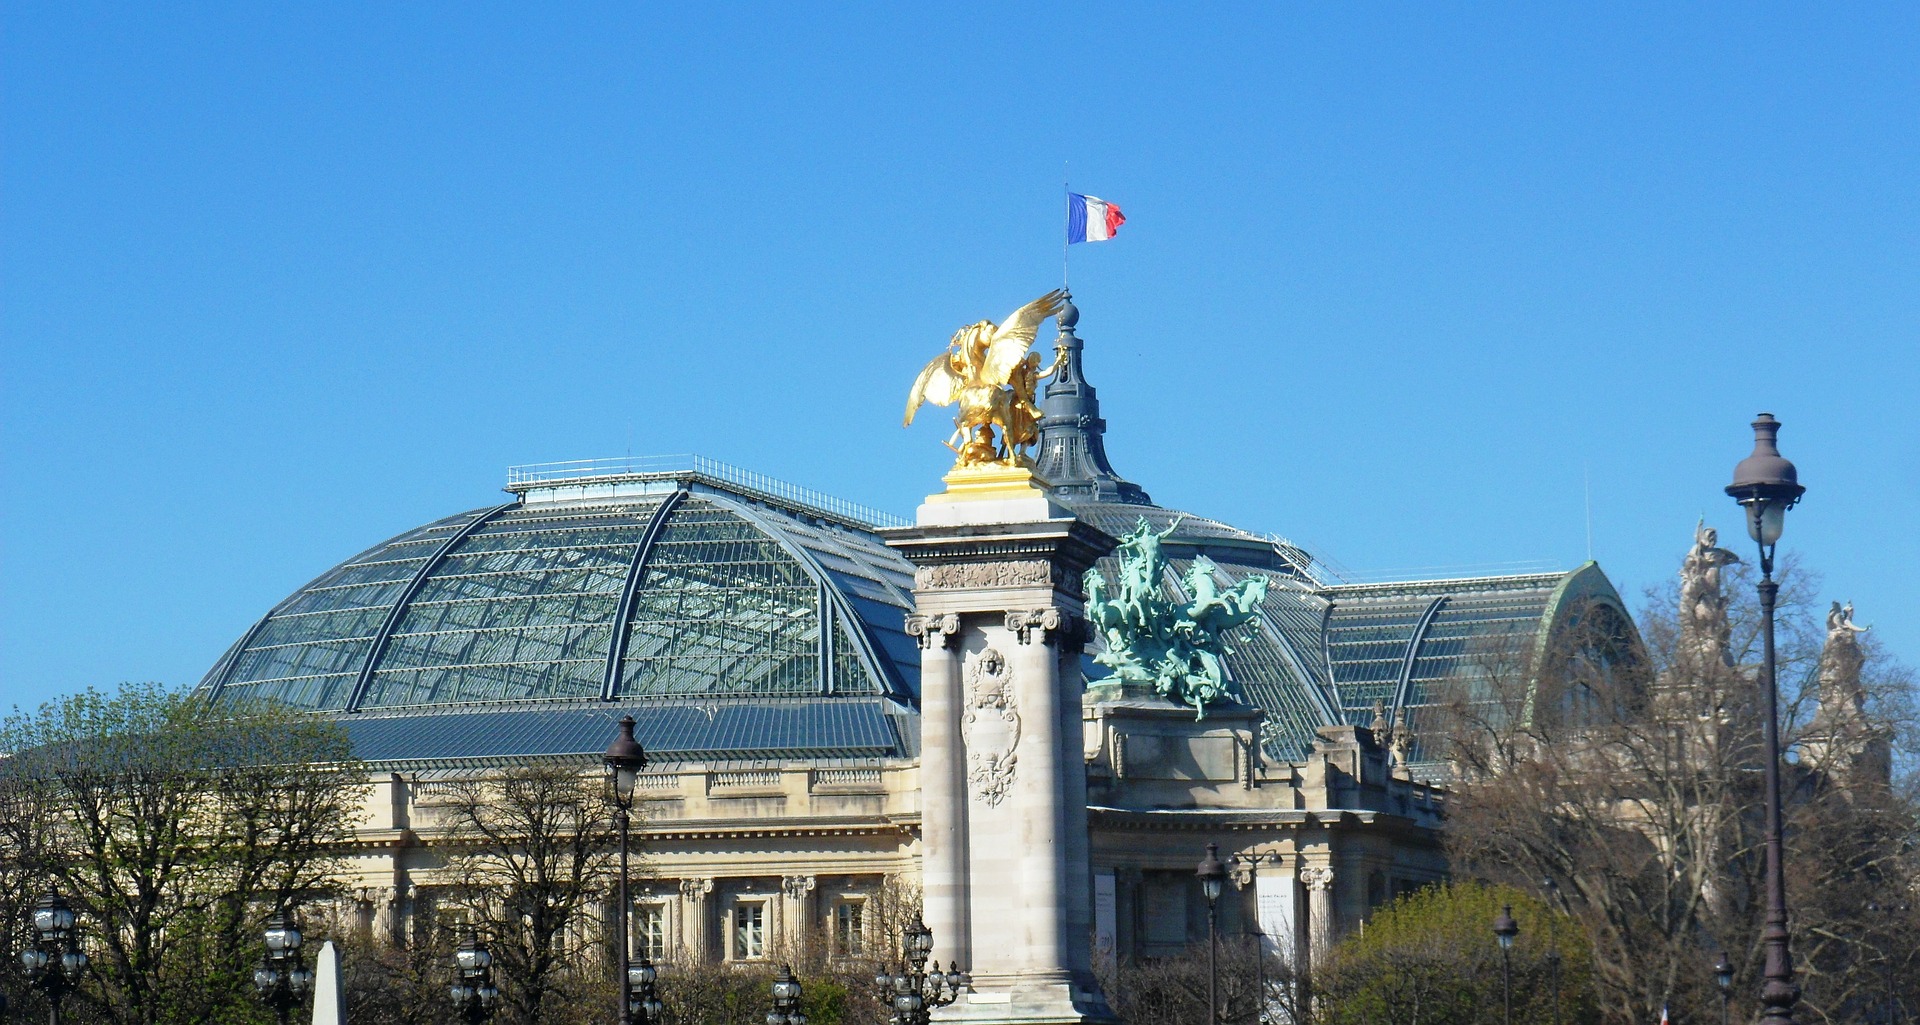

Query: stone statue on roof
[1680,519,1742,665]
[1827,600,1869,640]
[1085,518,1270,719]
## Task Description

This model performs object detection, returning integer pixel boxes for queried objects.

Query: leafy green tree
[0,683,366,1025]
[1316,883,1592,1025]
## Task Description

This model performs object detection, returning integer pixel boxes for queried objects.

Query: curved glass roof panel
[203,510,491,710]
[357,502,663,709]
[614,497,827,698]
[1321,576,1562,763]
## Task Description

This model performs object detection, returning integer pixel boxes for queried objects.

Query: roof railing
[505,454,910,529]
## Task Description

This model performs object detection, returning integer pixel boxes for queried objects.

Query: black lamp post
[1230,853,1272,1025]
[604,714,649,1025]
[1197,843,1228,1025]
[627,957,664,1025]
[768,964,807,1025]
[872,914,966,1025]
[21,891,87,1025]
[253,910,314,1025]
[451,930,499,1025]
[1543,879,1563,1025]
[1714,950,1734,1025]
[1725,412,1806,1025]
[1493,904,1519,1025]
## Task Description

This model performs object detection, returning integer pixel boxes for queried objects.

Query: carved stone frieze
[915,560,1060,592]
[905,612,962,650]
[963,647,1021,807]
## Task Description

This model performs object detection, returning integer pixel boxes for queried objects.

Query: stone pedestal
[886,483,1117,1025]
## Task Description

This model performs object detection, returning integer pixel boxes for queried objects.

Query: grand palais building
[192,300,1642,970]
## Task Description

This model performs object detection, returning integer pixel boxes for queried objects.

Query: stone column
[908,611,968,970]
[679,878,713,962]
[1007,610,1065,978]
[782,875,817,961]
[1300,865,1336,967]
[885,493,1118,1025]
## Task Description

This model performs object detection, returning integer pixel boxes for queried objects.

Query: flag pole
[1063,164,1070,290]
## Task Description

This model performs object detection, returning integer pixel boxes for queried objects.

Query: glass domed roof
[197,459,923,763]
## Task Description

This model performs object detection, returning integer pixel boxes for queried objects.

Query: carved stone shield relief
[964,647,1020,807]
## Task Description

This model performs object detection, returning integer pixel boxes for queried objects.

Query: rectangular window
[636,903,669,962]
[833,901,864,958]
[734,902,765,960]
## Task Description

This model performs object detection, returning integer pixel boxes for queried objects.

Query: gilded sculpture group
[904,290,1068,468]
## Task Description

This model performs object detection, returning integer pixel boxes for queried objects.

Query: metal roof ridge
[503,453,909,529]
[1323,568,1573,592]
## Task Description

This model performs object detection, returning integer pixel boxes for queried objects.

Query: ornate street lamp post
[450,930,500,1025]
[768,964,807,1025]
[1493,904,1519,1025]
[627,957,664,1025]
[872,914,967,1025]
[1714,951,1734,1025]
[1197,843,1228,1025]
[253,910,314,1025]
[604,714,649,1025]
[1726,412,1806,1025]
[21,891,88,1025]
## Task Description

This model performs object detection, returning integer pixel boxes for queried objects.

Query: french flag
[1067,192,1125,244]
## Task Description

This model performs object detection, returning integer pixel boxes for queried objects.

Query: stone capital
[781,875,816,900]
[906,612,963,650]
[678,878,714,901]
[1299,865,1335,892]
[1005,607,1085,648]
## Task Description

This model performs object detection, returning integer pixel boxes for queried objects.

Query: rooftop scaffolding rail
[504,454,911,529]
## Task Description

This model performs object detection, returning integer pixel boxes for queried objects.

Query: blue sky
[3,4,1915,711]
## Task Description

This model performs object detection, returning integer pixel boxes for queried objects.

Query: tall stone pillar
[781,875,817,960]
[885,479,1117,1025]
[1300,864,1336,967]
[678,878,713,962]
[908,611,969,970]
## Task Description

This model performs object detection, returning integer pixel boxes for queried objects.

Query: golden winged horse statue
[904,290,1066,468]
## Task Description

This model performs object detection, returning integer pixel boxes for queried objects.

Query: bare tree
[1441,556,1920,1025]
[437,761,618,1025]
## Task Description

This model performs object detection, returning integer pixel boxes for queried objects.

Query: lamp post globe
[450,931,498,1025]
[1726,413,1805,1025]
[768,964,806,1025]
[23,891,87,1025]
[254,910,311,1025]
[604,714,649,1025]
[1493,905,1519,1025]
[627,958,665,1025]
[872,917,965,1025]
